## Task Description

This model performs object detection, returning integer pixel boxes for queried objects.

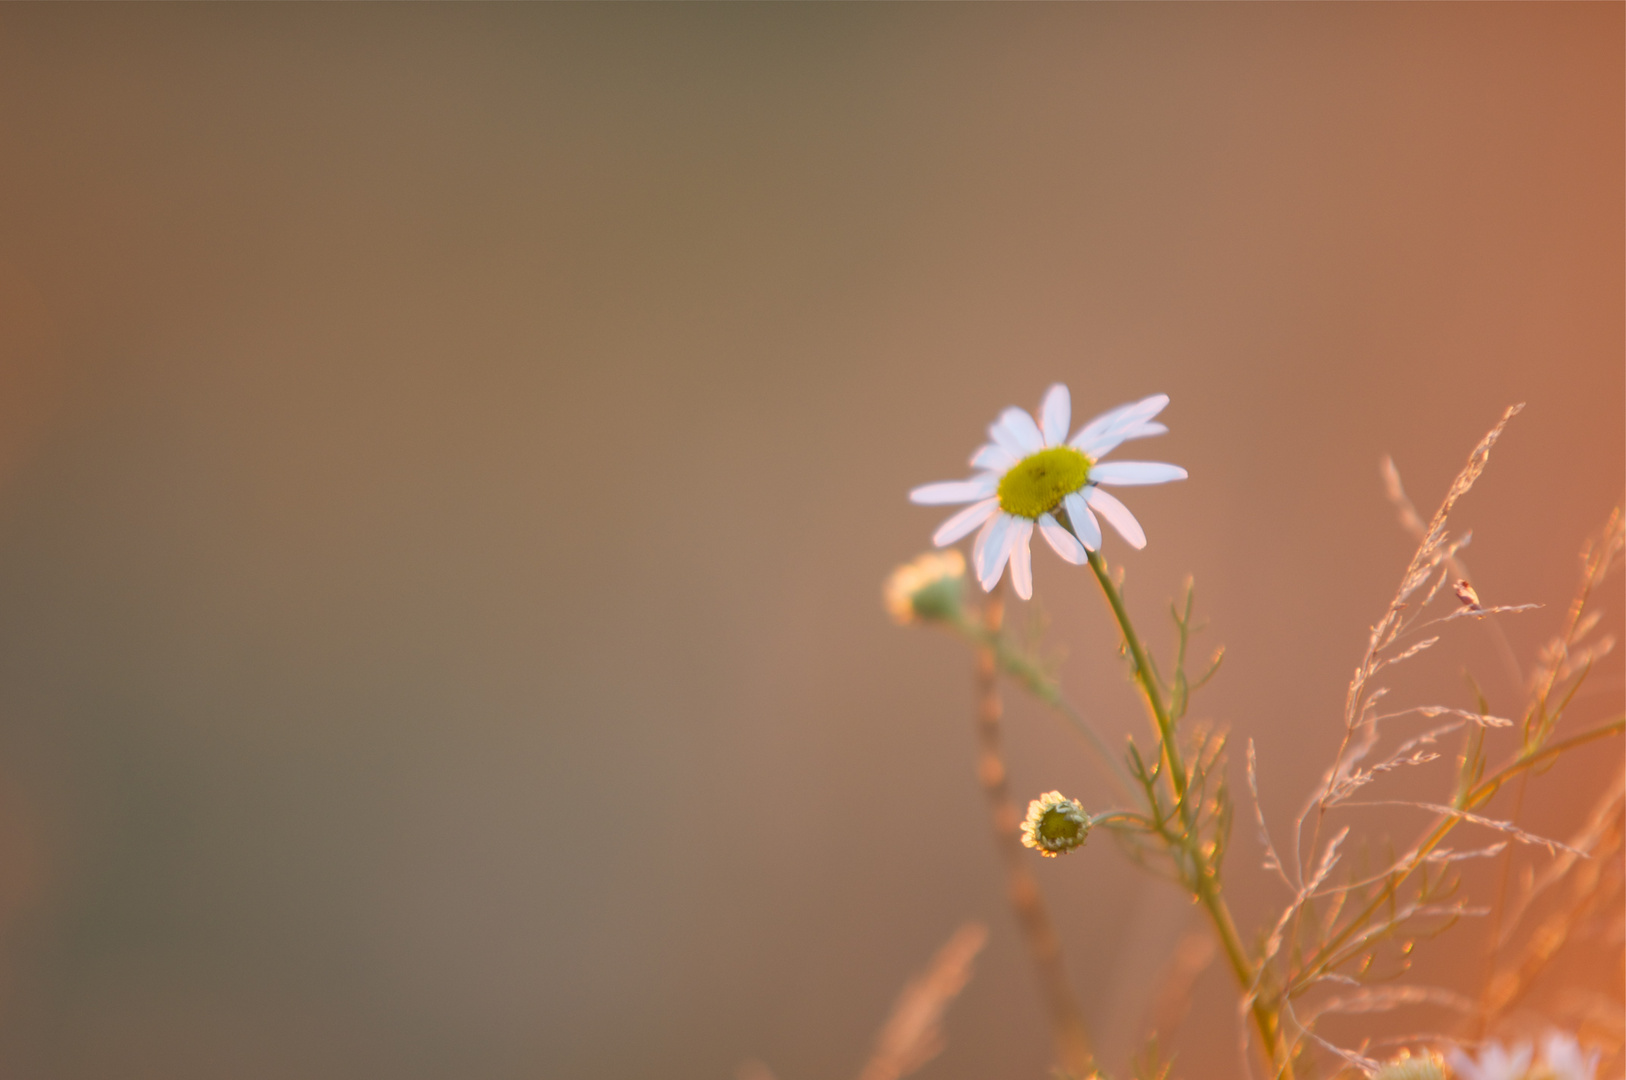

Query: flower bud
[1020,791,1090,857]
[883,550,967,625]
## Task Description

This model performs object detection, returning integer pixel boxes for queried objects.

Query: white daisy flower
[1449,1034,1600,1080]
[909,385,1187,599]
[1449,1042,1534,1080]
[1539,1033,1602,1080]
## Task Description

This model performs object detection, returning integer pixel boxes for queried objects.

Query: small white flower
[1538,1034,1600,1080]
[1450,1042,1534,1080]
[1449,1034,1599,1080]
[909,385,1186,599]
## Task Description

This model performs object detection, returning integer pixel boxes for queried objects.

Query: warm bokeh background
[0,6,1620,1079]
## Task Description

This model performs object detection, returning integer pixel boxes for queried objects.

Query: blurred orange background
[0,5,1619,1078]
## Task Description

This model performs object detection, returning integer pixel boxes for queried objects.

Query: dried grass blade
[1378,706,1512,729]
[1303,984,1475,1022]
[1309,827,1353,894]
[855,922,988,1080]
[1341,801,1589,857]
[1248,740,1295,889]
[1290,1012,1382,1075]
[1495,772,1624,946]
[1381,455,1428,540]
[1423,842,1509,864]
[1382,637,1440,669]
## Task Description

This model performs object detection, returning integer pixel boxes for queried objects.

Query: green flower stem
[1086,551,1187,801]
[1086,549,1289,1076]
[1480,716,1624,791]
[1089,810,1150,829]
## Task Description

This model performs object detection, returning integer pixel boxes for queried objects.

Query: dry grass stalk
[1141,930,1218,1048]
[1521,506,1622,748]
[737,922,990,1080]
[1381,454,1523,687]
[855,922,990,1080]
[1258,408,1626,1070]
[1493,773,1624,949]
[1301,983,1475,1024]
[1478,772,1625,1029]
[972,587,1095,1077]
[1319,405,1524,826]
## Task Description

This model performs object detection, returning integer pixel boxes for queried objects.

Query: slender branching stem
[1088,551,1187,801]
[1481,719,1624,787]
[949,613,1136,801]
[972,586,1096,1078]
[1479,770,1529,1013]
[1086,550,1290,1076]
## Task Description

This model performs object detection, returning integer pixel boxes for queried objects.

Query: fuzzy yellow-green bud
[1020,791,1090,857]
[883,550,967,625]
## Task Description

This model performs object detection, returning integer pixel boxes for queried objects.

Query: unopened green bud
[883,550,966,625]
[1020,791,1090,857]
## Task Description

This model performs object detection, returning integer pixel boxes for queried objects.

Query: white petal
[1088,461,1188,486]
[976,513,1017,590]
[909,474,999,505]
[1076,421,1168,459]
[1073,403,1119,440]
[1446,1053,1477,1080]
[970,443,1018,472]
[1542,1037,1587,1080]
[1038,384,1071,446]
[971,511,999,571]
[1086,486,1146,549]
[1007,520,1035,599]
[995,407,1045,454]
[1077,434,1122,458]
[987,418,1027,460]
[932,498,998,546]
[1447,1051,1482,1080]
[1071,393,1170,451]
[1115,392,1170,427]
[1063,490,1101,550]
[1070,402,1138,449]
[1038,512,1087,564]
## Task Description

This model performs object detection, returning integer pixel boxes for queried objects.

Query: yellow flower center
[1038,808,1084,844]
[997,447,1093,520]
